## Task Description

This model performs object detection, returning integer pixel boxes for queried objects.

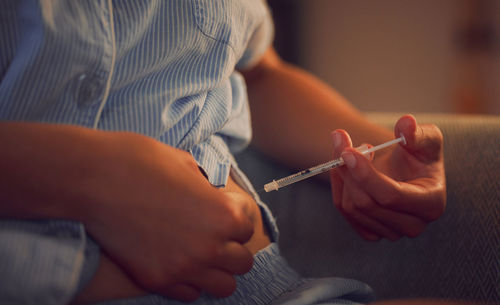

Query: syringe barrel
[263,135,405,192]
[271,158,344,190]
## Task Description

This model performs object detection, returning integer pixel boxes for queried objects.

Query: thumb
[395,114,444,163]
[222,191,255,243]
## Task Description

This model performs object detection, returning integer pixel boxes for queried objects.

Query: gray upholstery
[235,113,500,304]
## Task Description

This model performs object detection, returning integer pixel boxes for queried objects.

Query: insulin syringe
[263,134,406,192]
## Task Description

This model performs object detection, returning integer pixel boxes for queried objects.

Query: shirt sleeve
[0,220,100,305]
[235,1,275,70]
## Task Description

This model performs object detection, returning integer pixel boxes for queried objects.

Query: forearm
[0,121,124,304]
[0,121,111,221]
[243,49,393,170]
[0,121,262,302]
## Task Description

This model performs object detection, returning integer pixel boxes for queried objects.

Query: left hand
[330,115,446,241]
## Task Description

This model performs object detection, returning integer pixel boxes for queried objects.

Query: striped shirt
[0,0,273,304]
[0,0,273,186]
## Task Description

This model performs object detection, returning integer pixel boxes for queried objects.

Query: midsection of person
[1,1,274,304]
[71,175,270,305]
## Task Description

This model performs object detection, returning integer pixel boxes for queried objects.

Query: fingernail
[332,131,341,149]
[342,151,356,169]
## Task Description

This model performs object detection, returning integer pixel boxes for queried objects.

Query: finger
[162,284,202,302]
[194,268,237,298]
[222,192,255,243]
[332,130,398,240]
[330,130,378,241]
[340,207,381,241]
[330,168,343,209]
[364,205,428,238]
[395,114,444,163]
[342,176,429,238]
[360,143,375,161]
[341,183,402,241]
[330,130,352,208]
[331,129,353,158]
[341,148,441,220]
[214,241,253,275]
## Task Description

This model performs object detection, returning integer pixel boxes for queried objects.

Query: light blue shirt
[1,0,273,186]
[0,0,274,304]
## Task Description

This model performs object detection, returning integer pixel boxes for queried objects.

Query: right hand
[82,132,256,302]
[330,115,445,241]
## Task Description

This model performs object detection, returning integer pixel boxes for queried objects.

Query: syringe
[263,134,406,192]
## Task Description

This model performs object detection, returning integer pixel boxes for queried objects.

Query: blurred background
[268,0,500,115]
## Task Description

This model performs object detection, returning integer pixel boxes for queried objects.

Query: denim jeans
[0,164,374,305]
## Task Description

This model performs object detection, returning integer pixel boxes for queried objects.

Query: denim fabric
[74,165,374,305]
[88,243,375,305]
[0,220,100,305]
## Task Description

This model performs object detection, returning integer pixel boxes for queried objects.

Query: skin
[70,175,270,305]
[1,46,447,303]
[242,48,446,242]
[0,122,262,302]
[330,115,446,241]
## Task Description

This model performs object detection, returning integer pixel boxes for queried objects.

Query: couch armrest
[235,113,500,303]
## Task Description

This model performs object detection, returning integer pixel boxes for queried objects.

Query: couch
[236,113,500,304]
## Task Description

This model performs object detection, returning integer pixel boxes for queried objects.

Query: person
[0,1,447,304]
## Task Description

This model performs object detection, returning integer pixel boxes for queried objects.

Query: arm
[0,121,257,302]
[70,175,270,305]
[242,48,446,241]
[241,48,393,171]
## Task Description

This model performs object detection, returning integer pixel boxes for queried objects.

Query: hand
[330,115,446,241]
[71,174,270,305]
[82,133,256,301]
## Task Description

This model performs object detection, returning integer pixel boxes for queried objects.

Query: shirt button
[76,73,103,107]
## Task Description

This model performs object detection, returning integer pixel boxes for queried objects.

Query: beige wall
[295,0,499,114]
